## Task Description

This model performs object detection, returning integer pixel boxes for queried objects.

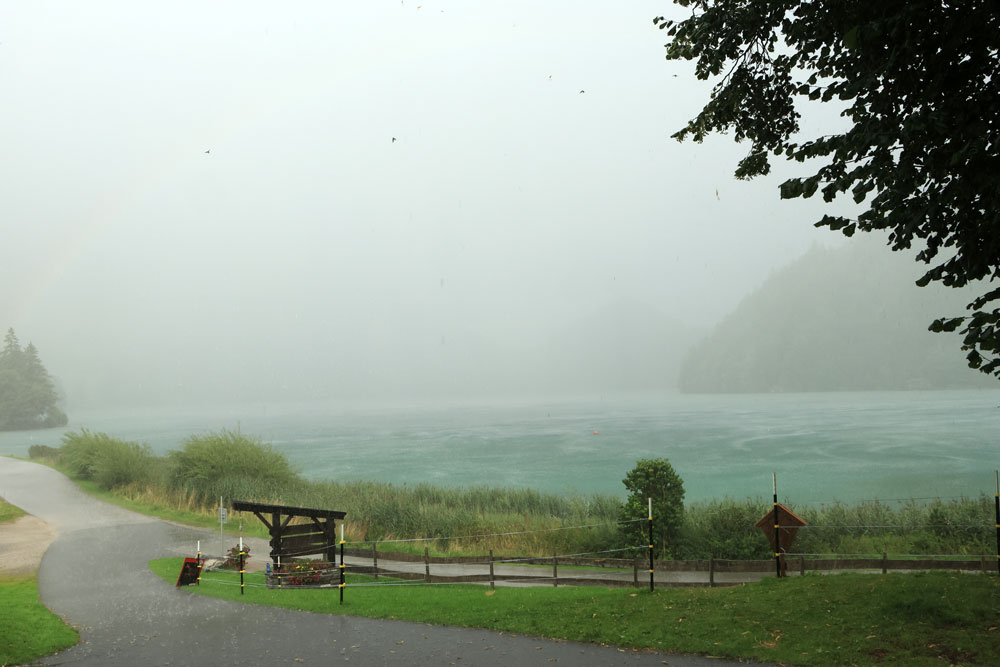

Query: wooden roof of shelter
[231,500,345,520]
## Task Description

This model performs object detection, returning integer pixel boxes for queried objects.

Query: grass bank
[0,498,79,665]
[0,497,25,523]
[151,558,1000,666]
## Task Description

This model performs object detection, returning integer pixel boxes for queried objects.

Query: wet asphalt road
[1,457,764,666]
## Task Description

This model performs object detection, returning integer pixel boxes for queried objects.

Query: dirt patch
[0,514,57,575]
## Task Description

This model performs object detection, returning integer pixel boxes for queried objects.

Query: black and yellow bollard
[773,473,782,578]
[339,524,346,605]
[648,497,654,592]
[239,537,246,595]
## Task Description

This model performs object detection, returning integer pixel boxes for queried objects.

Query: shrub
[27,444,60,460]
[168,430,299,504]
[59,429,108,480]
[59,429,156,490]
[58,430,157,490]
[619,458,685,558]
[91,440,156,490]
[676,497,771,560]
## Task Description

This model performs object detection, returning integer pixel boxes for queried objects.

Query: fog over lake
[0,1,901,411]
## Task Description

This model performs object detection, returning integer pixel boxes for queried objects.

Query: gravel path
[0,457,765,666]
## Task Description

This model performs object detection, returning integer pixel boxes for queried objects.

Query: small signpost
[755,498,806,577]
[176,557,202,587]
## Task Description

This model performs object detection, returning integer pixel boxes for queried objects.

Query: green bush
[59,429,105,480]
[27,444,60,460]
[168,430,300,504]
[676,497,771,560]
[58,429,156,490]
[619,458,685,558]
[792,496,994,557]
[91,440,156,490]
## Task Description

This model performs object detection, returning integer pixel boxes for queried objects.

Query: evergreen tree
[0,328,67,431]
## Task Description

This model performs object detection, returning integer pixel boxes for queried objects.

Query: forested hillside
[0,328,67,430]
[679,241,994,393]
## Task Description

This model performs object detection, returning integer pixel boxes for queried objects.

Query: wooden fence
[330,547,994,589]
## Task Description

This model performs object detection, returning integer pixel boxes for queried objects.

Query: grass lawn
[0,499,79,666]
[0,575,79,666]
[0,498,25,524]
[151,558,1000,666]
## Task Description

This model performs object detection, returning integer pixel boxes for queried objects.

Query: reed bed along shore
[29,430,998,559]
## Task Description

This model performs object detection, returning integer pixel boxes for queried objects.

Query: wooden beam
[281,524,330,537]
[231,500,345,520]
[253,511,273,531]
[277,534,333,555]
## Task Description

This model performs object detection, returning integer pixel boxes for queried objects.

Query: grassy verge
[152,558,999,666]
[0,575,79,666]
[0,498,79,666]
[0,497,25,524]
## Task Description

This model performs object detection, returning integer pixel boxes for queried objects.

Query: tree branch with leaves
[657,0,1000,376]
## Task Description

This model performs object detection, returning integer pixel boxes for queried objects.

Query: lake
[2,390,998,505]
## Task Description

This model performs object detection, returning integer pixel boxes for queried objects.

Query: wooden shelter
[231,500,346,565]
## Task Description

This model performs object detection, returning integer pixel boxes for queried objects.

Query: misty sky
[1,1,860,408]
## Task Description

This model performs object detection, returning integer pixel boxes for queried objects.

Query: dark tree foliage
[619,458,685,558]
[656,1,1000,377]
[0,328,67,431]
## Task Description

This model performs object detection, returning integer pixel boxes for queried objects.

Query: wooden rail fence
[312,547,995,589]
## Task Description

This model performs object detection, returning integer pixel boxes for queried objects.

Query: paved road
[1,457,765,666]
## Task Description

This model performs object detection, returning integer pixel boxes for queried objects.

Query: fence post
[709,556,715,588]
[800,556,805,577]
[424,546,430,582]
[489,550,495,590]
[372,542,378,581]
[553,553,558,587]
[882,551,887,575]
[633,558,638,588]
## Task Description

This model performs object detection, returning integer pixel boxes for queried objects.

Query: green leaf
[842,26,860,50]
[779,179,802,199]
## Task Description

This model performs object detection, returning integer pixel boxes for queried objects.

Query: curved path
[1,457,762,666]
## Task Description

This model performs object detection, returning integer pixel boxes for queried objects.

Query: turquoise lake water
[2,390,998,505]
